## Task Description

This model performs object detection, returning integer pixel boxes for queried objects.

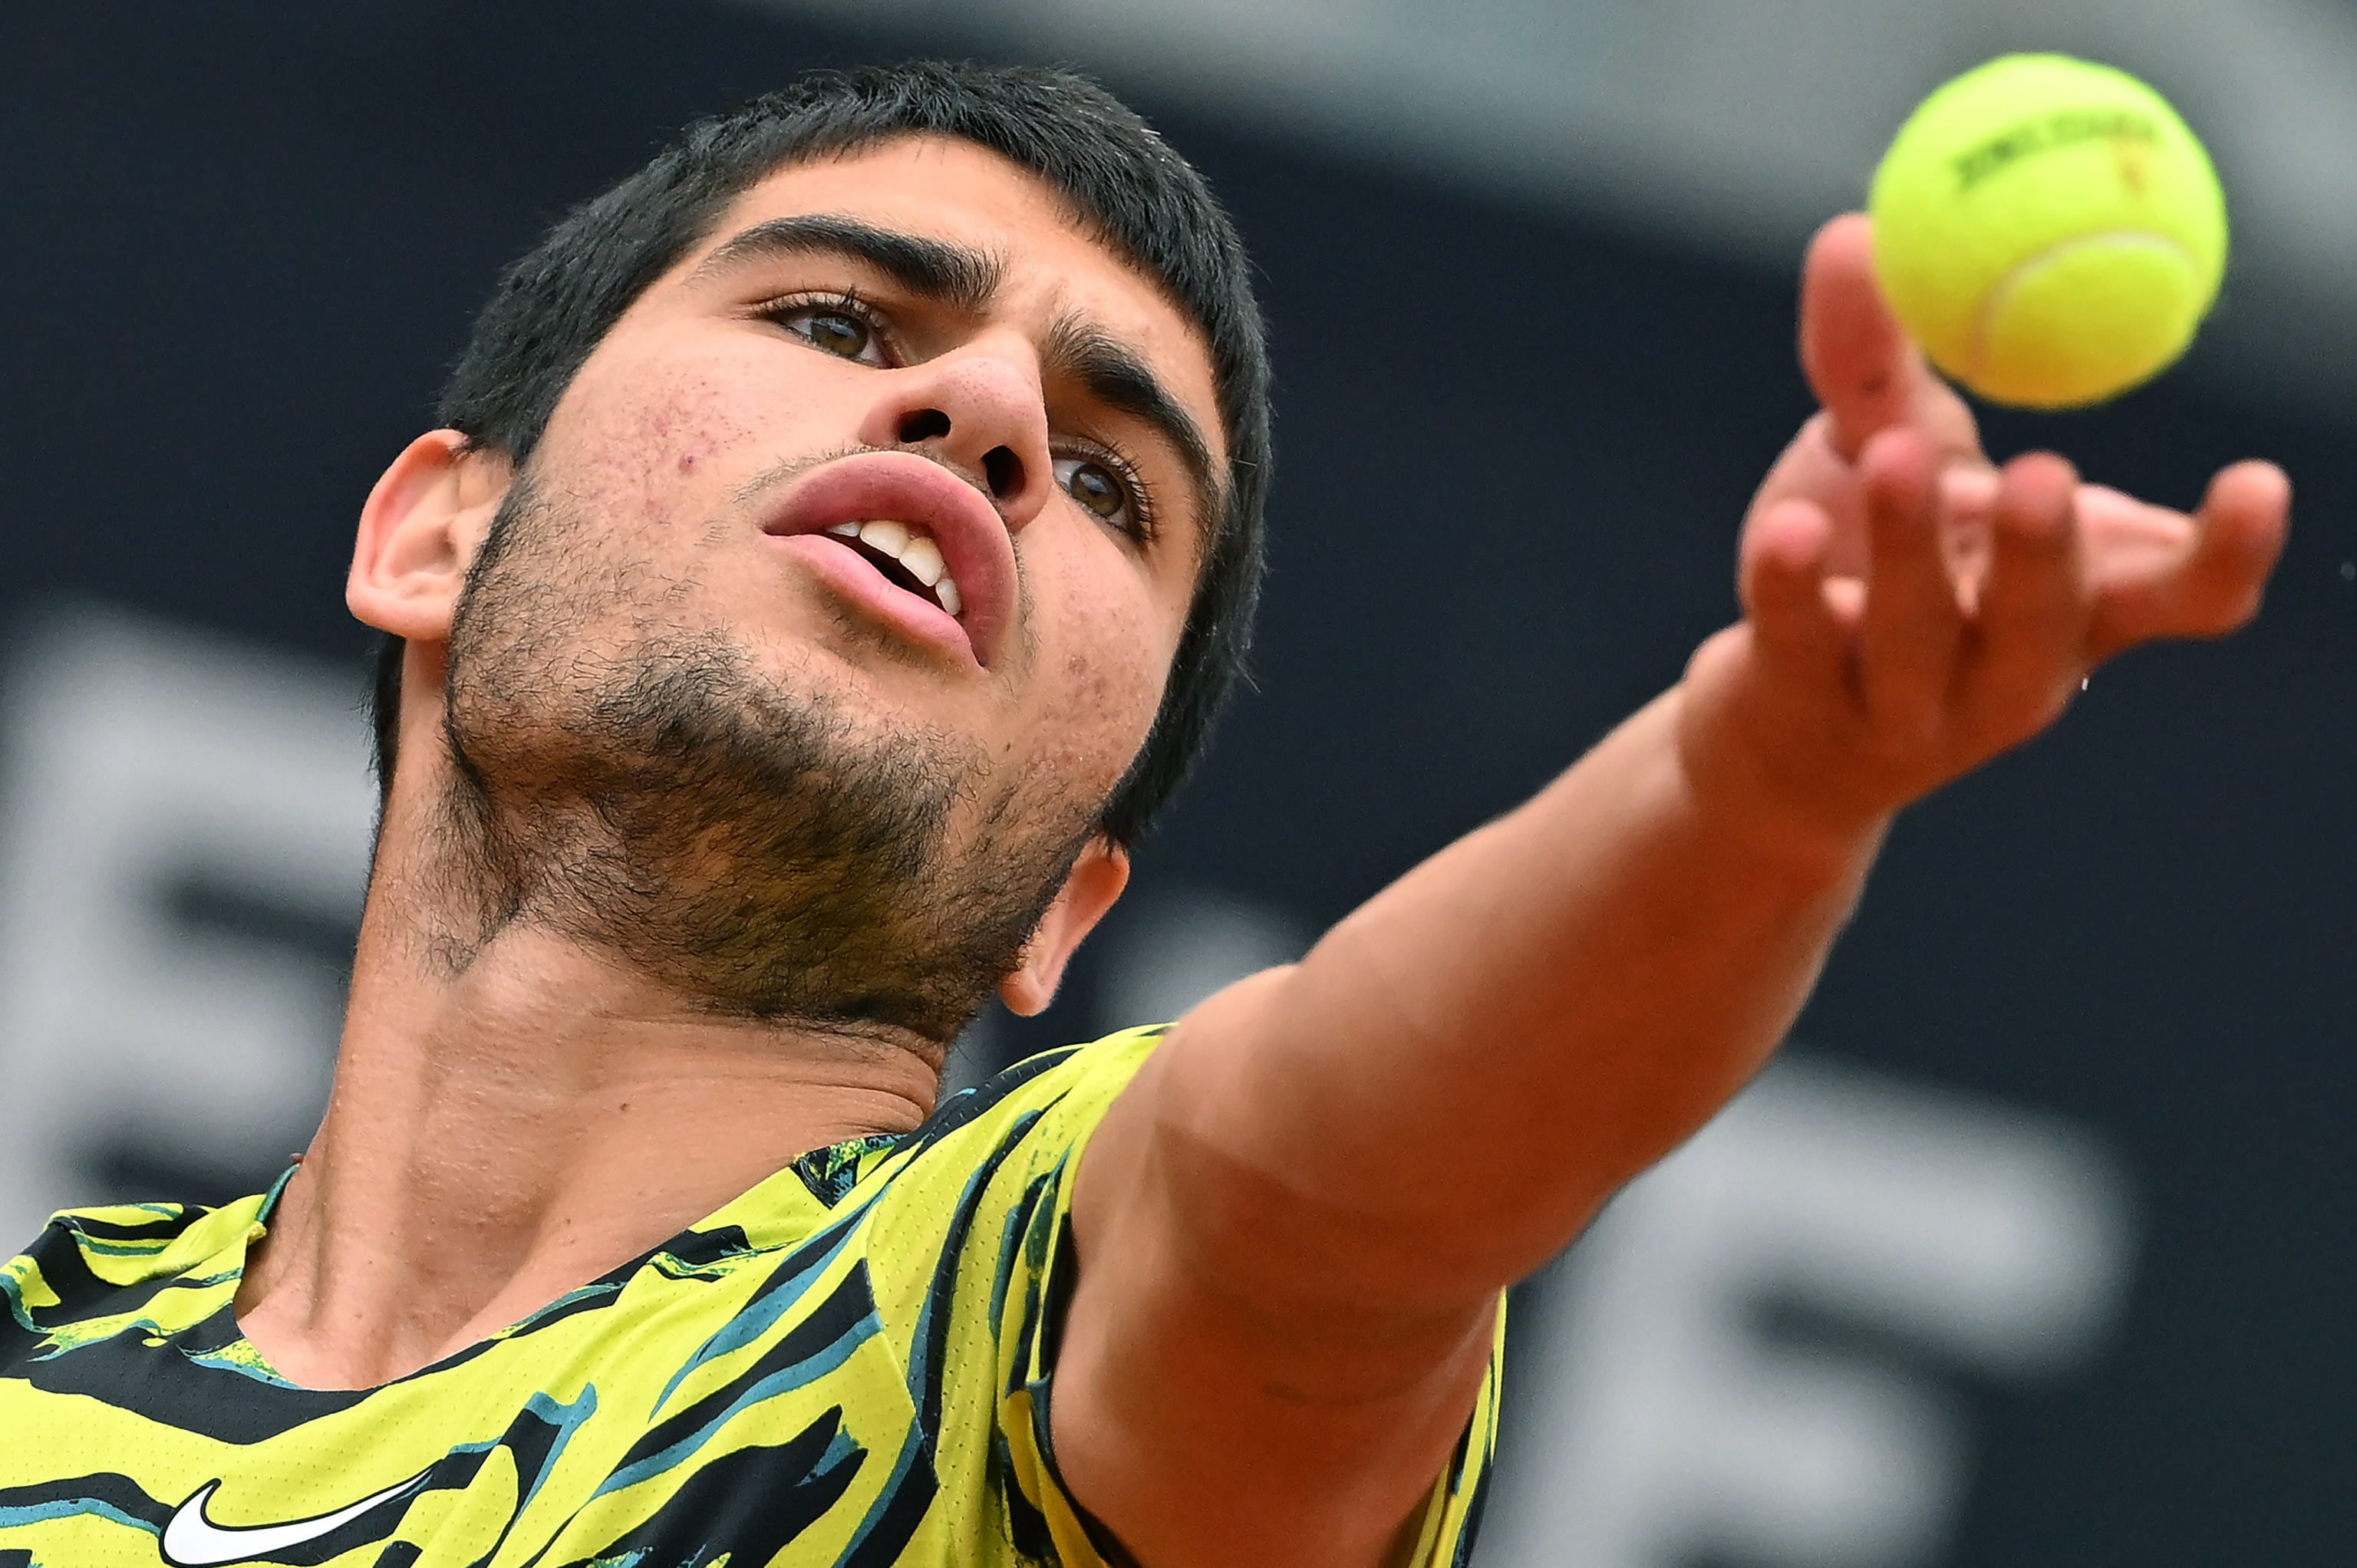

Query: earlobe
[347,430,510,641]
[1000,842,1132,1017]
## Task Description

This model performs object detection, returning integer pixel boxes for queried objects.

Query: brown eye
[1057,456,1132,525]
[802,310,872,360]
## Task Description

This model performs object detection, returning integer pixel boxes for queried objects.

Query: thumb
[1798,213,1978,462]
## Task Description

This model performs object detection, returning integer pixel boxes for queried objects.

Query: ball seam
[1966,229,2200,388]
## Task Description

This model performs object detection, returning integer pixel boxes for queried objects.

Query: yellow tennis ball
[1867,54,2227,409]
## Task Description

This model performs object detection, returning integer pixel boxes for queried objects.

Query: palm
[1679,213,2288,842]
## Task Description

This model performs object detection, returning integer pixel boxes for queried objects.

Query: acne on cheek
[557,341,786,491]
[553,380,761,541]
[1038,554,1180,730]
[1035,642,1164,784]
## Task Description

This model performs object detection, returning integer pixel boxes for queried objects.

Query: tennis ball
[1867,54,2227,408]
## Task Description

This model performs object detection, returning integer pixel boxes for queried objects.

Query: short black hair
[372,59,1271,847]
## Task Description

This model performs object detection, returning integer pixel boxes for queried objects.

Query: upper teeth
[825,519,964,617]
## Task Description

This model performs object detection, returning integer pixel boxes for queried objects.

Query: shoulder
[905,1026,1167,1175]
[836,1026,1168,1564]
[669,1026,1169,1339]
[3,1196,262,1363]
[830,1025,1165,1258]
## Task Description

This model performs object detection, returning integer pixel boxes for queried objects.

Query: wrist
[1664,678,1894,885]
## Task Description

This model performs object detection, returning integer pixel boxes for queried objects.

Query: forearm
[1055,215,2287,1568]
[1155,681,1883,1311]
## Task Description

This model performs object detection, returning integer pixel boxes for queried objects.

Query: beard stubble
[430,471,1106,1044]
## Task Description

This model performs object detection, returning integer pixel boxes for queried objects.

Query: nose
[856,331,1057,532]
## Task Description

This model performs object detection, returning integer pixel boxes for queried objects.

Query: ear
[999,839,1132,1017]
[347,430,511,641]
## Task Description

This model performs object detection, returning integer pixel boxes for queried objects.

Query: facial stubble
[433,474,1105,1043]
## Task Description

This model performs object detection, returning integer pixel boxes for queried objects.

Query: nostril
[897,408,951,443]
[981,446,1024,500]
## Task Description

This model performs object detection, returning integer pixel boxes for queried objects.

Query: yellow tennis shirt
[0,1027,1501,1566]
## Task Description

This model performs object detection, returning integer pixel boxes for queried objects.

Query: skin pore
[233,136,1228,1392]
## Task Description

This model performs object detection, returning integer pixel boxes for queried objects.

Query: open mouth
[819,519,964,618]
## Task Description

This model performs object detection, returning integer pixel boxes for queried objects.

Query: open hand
[1680,212,2289,852]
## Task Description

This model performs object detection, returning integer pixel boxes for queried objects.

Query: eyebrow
[1043,310,1223,545]
[691,212,1004,312]
[695,212,1224,542]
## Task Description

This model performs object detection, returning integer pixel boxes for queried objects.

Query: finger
[1939,465,2000,608]
[2088,460,2291,660]
[1749,413,1876,577]
[1966,452,2083,729]
[1797,214,1982,462]
[1740,496,1848,683]
[1856,428,1960,730]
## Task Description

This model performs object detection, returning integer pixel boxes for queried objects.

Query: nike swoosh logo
[160,1469,432,1566]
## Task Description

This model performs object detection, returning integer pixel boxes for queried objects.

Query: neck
[234,762,943,1392]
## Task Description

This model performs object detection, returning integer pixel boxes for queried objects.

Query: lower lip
[767,532,981,668]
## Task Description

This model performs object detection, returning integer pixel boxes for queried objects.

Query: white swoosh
[160,1470,431,1566]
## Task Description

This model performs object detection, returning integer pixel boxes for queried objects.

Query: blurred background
[4,2,2352,1562]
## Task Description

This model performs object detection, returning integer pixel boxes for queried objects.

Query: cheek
[536,339,843,545]
[1024,552,1181,785]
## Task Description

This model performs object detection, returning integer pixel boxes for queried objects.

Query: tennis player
[0,61,2286,1568]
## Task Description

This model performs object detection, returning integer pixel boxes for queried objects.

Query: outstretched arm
[1054,214,2288,1568]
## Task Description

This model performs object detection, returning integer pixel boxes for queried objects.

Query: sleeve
[1389,1302,1505,1568]
[868,1026,1505,1568]
[987,1034,1154,1567]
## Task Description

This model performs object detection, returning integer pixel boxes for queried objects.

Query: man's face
[430,135,1227,1035]
[530,133,1221,811]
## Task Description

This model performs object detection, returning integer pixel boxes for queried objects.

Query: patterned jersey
[0,1027,1502,1566]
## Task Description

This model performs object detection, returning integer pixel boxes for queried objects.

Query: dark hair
[372,59,1271,847]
